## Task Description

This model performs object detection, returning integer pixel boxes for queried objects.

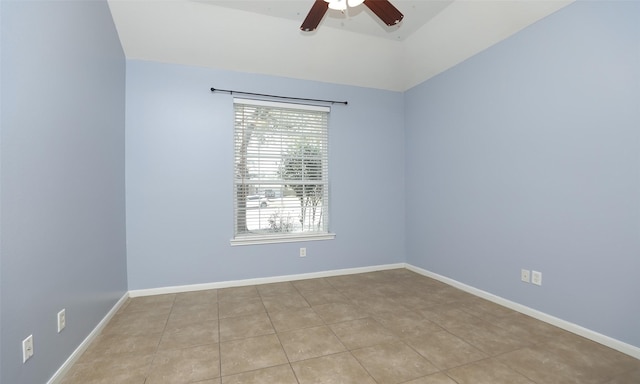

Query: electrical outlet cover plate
[532,270,542,286]
[300,248,306,257]
[521,269,530,283]
[22,335,34,363]
[57,309,66,333]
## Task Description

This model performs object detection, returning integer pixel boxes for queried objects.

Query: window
[231,98,334,245]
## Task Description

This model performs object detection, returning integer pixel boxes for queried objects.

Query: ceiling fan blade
[300,0,329,32]
[363,0,404,26]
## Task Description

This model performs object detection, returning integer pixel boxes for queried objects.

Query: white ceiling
[108,0,573,91]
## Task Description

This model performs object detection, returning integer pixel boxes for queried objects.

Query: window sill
[230,232,336,246]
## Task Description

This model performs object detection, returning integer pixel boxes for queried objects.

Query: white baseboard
[405,263,640,360]
[46,292,130,384]
[129,263,406,297]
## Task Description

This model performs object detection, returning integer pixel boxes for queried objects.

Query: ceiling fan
[300,0,404,32]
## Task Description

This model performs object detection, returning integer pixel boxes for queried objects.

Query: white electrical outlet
[22,335,34,363]
[521,269,530,283]
[532,270,542,286]
[299,247,307,257]
[57,309,66,333]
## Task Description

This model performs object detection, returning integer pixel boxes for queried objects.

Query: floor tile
[121,294,175,314]
[391,292,448,310]
[292,277,333,292]
[555,335,640,378]
[60,353,153,384]
[338,286,382,301]
[605,367,640,384]
[218,286,260,301]
[269,307,324,332]
[409,277,450,290]
[300,288,351,306]
[458,298,516,322]
[261,293,310,313]
[173,289,218,305]
[435,287,475,302]
[221,364,298,384]
[291,351,377,384]
[325,275,368,289]
[402,373,459,384]
[417,305,484,330]
[218,297,265,318]
[445,358,535,384]
[497,343,593,384]
[219,311,275,341]
[220,334,288,376]
[329,317,398,350]
[102,311,168,336]
[446,321,529,356]
[81,332,162,359]
[373,310,443,339]
[351,297,410,315]
[169,302,218,325]
[379,268,423,281]
[279,325,347,362]
[159,319,219,350]
[312,302,369,324]
[406,331,487,370]
[370,284,415,300]
[146,344,220,384]
[489,312,570,345]
[352,341,439,384]
[257,281,299,297]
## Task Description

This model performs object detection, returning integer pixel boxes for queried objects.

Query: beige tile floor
[61,269,640,384]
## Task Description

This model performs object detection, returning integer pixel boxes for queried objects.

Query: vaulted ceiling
[108,0,573,91]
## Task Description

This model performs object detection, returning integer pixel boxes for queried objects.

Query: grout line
[217,295,222,382]
[142,294,176,382]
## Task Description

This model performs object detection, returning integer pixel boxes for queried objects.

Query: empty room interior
[1,0,640,383]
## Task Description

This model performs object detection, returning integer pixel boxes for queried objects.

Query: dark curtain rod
[210,87,348,105]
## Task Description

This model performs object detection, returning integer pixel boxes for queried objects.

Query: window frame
[230,98,335,246]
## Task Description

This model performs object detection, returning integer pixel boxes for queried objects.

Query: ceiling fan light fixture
[302,0,403,32]
[326,0,347,11]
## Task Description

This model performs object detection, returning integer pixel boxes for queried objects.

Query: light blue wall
[405,1,640,348]
[1,1,127,383]
[125,60,406,290]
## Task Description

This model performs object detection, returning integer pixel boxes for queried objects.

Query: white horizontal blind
[233,98,330,241]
